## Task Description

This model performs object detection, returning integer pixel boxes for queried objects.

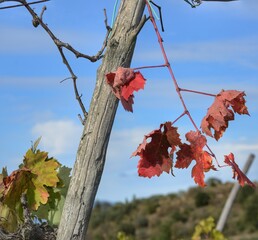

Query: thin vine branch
[1,0,111,62]
[20,0,89,123]
[179,88,217,97]
[145,0,200,132]
[133,64,167,71]
[145,0,218,159]
[172,111,188,125]
[0,0,49,10]
[0,0,112,124]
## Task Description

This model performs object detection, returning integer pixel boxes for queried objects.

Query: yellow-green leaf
[0,203,20,233]
[23,149,60,210]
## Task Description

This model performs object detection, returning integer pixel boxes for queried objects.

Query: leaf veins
[201,90,249,140]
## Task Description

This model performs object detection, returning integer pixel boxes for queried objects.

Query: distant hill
[87,179,258,240]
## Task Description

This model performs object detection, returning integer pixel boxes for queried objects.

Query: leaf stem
[133,64,167,71]
[172,111,187,125]
[145,1,199,132]
[205,144,226,168]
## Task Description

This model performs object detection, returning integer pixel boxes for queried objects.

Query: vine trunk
[56,1,146,239]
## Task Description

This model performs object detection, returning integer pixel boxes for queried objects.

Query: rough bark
[56,1,146,239]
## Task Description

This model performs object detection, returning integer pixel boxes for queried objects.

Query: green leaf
[34,165,71,226]
[31,136,42,153]
[57,165,71,196]
[2,169,35,211]
[34,187,61,221]
[0,203,20,233]
[0,145,61,231]
[23,149,61,210]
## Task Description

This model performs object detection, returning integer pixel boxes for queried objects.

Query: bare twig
[1,0,112,124]
[18,0,89,123]
[39,5,46,19]
[57,45,88,123]
[94,8,112,58]
[132,15,149,37]
[0,0,49,10]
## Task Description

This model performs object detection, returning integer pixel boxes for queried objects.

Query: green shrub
[238,185,255,204]
[119,222,135,236]
[206,178,222,187]
[135,216,148,228]
[171,209,188,223]
[244,194,258,230]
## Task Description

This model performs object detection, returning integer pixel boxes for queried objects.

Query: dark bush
[206,178,222,187]
[135,216,148,228]
[119,222,135,236]
[195,191,210,207]
[238,185,255,204]
[244,194,258,230]
[171,210,188,223]
[156,221,172,240]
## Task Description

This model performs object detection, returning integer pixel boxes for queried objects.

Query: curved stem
[172,111,187,125]
[133,64,167,71]
[180,88,217,97]
[145,1,199,132]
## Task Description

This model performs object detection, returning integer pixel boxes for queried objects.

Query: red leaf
[174,143,193,169]
[224,153,255,188]
[175,131,215,187]
[105,67,146,112]
[121,95,134,113]
[192,162,205,188]
[201,90,249,140]
[132,122,182,178]
[121,72,146,101]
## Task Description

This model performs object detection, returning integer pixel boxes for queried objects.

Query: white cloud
[31,120,82,155]
[107,127,152,163]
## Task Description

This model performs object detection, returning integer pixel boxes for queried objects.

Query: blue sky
[0,0,258,202]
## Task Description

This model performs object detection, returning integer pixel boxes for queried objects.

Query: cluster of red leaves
[201,90,249,140]
[224,153,255,188]
[106,67,254,188]
[132,122,218,187]
[105,67,146,112]
[132,122,181,178]
[175,131,216,187]
[132,122,255,188]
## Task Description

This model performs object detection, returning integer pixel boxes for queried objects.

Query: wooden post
[56,1,146,239]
